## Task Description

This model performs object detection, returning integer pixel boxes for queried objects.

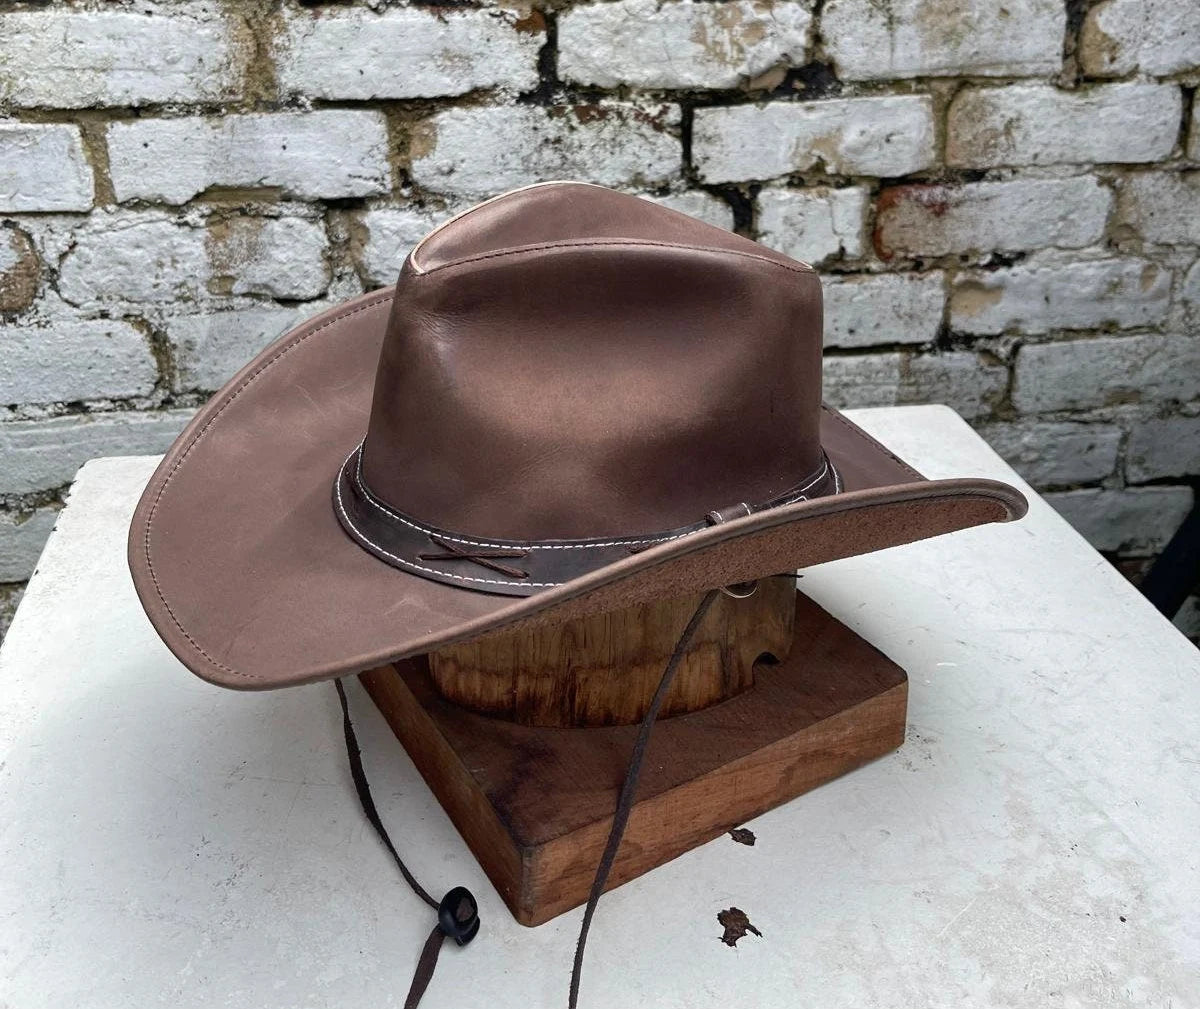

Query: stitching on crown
[417,238,816,277]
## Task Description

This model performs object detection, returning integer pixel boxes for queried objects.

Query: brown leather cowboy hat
[128,181,1027,690]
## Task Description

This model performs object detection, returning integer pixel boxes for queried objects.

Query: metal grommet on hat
[719,580,759,599]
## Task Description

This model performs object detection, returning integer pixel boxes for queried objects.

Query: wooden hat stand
[360,576,907,926]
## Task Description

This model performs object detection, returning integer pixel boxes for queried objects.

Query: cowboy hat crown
[363,182,828,542]
[336,183,839,596]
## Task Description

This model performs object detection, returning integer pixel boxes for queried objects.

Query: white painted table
[2,405,1198,1008]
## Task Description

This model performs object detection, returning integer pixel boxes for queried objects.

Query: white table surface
[2,405,1198,1009]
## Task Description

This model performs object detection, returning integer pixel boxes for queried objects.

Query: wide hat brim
[129,288,1027,691]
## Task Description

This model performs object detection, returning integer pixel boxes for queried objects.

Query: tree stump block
[427,575,796,727]
[360,585,909,926]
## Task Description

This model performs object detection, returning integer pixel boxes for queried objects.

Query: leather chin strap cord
[567,587,721,1006]
[334,679,480,1009]
[335,587,722,1008]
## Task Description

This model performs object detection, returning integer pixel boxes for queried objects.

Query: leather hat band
[333,443,841,598]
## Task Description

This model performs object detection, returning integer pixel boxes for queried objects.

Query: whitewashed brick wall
[1,0,1198,640]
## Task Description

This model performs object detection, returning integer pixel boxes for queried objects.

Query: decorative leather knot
[438,886,480,947]
[418,534,529,579]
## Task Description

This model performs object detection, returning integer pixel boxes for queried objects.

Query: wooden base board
[360,591,907,927]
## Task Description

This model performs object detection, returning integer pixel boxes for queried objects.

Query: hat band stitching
[336,447,841,591]
[349,442,835,552]
[333,459,563,588]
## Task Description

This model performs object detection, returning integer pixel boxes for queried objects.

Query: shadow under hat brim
[128,289,1027,691]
